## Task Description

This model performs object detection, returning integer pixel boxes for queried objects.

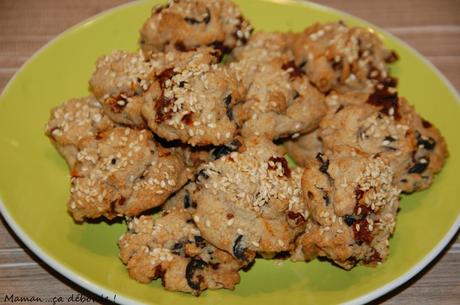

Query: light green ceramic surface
[0,1,459,304]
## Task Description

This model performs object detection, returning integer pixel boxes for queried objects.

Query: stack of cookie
[45,0,448,296]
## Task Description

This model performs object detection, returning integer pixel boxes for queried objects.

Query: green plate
[0,1,459,304]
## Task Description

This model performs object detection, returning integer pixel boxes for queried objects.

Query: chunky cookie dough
[45,96,115,168]
[292,147,401,269]
[192,138,307,261]
[118,209,244,295]
[68,127,191,221]
[140,0,252,56]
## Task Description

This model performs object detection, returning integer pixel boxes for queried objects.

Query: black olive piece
[233,235,248,261]
[212,139,242,160]
[185,259,207,290]
[384,135,396,142]
[344,215,356,226]
[323,194,330,206]
[224,94,234,120]
[408,159,429,174]
[416,132,436,151]
[183,191,191,209]
[171,242,183,255]
[111,158,117,165]
[316,153,330,175]
[209,41,231,56]
[224,94,232,106]
[194,236,207,248]
[195,169,209,181]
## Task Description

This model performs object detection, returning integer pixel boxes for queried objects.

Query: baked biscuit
[396,100,448,192]
[142,49,245,146]
[319,93,447,193]
[231,55,327,140]
[292,22,398,93]
[89,49,213,128]
[68,127,191,221]
[90,50,154,127]
[292,147,400,269]
[192,138,307,261]
[118,209,244,295]
[45,96,115,168]
[140,0,252,56]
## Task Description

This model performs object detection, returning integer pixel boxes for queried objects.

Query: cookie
[292,22,398,93]
[118,209,244,295]
[396,99,448,192]
[230,54,327,140]
[140,0,252,56]
[142,48,245,146]
[191,137,307,261]
[89,50,154,127]
[319,92,447,193]
[68,127,191,221]
[292,146,400,269]
[45,96,115,168]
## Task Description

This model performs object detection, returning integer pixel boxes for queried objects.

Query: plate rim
[0,0,459,304]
